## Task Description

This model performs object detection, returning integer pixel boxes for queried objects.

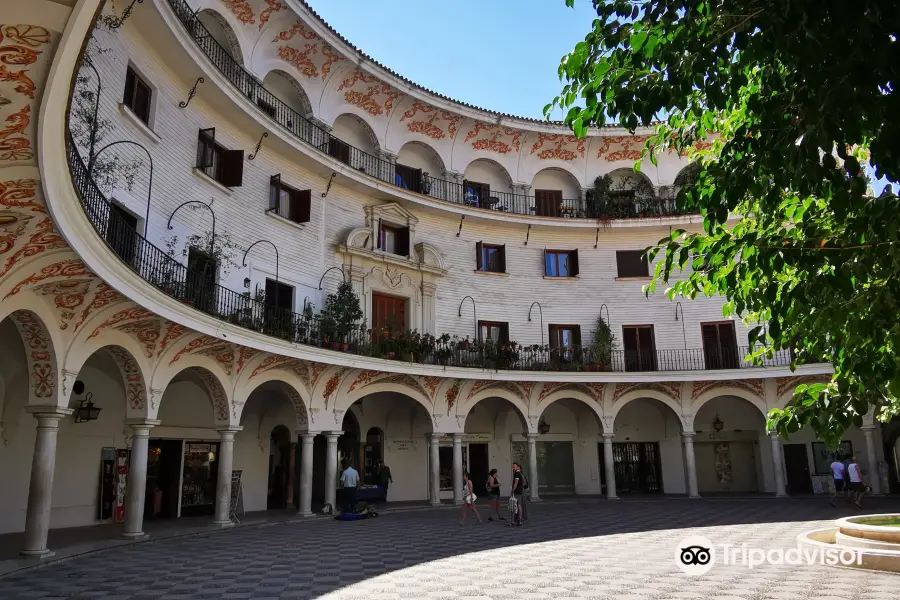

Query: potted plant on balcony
[588,314,617,371]
[320,281,363,351]
[295,302,315,344]
[434,333,453,365]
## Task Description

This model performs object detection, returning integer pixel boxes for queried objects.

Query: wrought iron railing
[165,0,694,221]
[66,130,810,373]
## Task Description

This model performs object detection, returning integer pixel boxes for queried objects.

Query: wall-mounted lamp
[74,385,102,424]
[713,414,724,432]
[538,417,551,435]
[243,277,251,289]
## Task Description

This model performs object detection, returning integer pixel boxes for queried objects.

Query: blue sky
[304,0,593,120]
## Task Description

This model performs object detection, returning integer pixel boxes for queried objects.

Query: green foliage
[320,281,364,341]
[591,315,617,367]
[550,1,900,445]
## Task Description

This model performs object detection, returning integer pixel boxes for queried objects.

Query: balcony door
[372,292,406,335]
[622,325,657,371]
[106,203,138,266]
[701,321,739,369]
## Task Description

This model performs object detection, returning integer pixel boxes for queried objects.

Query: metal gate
[599,442,663,493]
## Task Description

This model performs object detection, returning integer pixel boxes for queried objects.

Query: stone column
[298,433,315,516]
[682,433,700,498]
[526,433,541,501]
[122,419,160,539]
[452,433,464,505]
[602,433,618,500]
[286,439,297,508]
[429,433,442,506]
[861,426,881,495]
[769,432,788,497]
[213,426,242,527]
[20,407,72,557]
[324,432,341,511]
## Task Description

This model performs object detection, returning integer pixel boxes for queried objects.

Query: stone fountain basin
[838,514,900,545]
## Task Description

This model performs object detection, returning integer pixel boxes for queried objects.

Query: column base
[606,496,619,500]
[530,496,542,502]
[453,499,464,505]
[19,549,55,559]
[430,501,443,507]
[688,495,702,499]
[120,531,148,540]
[297,510,314,517]
[211,520,235,528]
[775,493,790,498]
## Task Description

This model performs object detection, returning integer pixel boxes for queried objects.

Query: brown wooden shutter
[623,327,638,353]
[543,248,548,276]
[573,325,582,346]
[396,227,410,257]
[476,241,484,270]
[197,128,215,168]
[569,250,580,277]
[500,323,510,343]
[269,174,281,211]
[220,149,244,187]
[499,244,506,273]
[549,325,559,349]
[123,67,136,106]
[292,189,311,223]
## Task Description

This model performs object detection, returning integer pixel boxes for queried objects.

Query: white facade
[0,0,890,561]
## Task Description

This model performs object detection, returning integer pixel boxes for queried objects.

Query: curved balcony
[67,129,811,374]
[164,0,694,222]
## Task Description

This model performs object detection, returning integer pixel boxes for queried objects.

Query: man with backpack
[508,462,528,526]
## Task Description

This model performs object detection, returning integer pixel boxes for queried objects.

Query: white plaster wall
[262,71,312,117]
[463,160,512,192]
[397,142,444,176]
[532,168,581,199]
[331,114,378,155]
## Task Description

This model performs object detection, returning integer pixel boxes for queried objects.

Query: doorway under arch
[363,427,385,485]
[268,425,292,509]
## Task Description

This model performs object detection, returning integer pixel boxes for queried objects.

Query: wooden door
[782,443,813,494]
[371,292,406,333]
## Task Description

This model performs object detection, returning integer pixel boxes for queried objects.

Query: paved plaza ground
[1,497,898,599]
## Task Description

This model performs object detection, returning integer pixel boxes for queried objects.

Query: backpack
[485,476,492,493]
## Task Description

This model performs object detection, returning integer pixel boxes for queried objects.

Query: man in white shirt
[340,460,359,514]
[830,458,846,507]
[846,456,865,508]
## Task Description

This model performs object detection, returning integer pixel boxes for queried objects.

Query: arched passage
[611,396,687,494]
[460,392,529,499]
[535,394,605,495]
[693,395,769,494]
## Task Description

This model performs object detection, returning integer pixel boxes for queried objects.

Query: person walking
[486,468,504,521]
[508,462,525,526]
[376,460,393,503]
[460,472,482,525]
[847,456,865,508]
[830,456,846,507]
[340,460,359,515]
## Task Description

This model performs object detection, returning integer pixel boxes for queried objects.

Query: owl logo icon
[675,536,715,575]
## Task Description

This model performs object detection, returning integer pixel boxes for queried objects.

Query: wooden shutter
[535,189,561,217]
[499,244,506,273]
[396,227,410,257]
[269,174,281,211]
[476,241,484,270]
[220,149,244,187]
[543,248,549,276]
[196,128,215,169]
[637,326,655,352]
[123,67,136,106]
[549,325,560,349]
[569,250,579,277]
[572,325,582,346]
[623,327,638,353]
[616,250,648,277]
[291,189,312,224]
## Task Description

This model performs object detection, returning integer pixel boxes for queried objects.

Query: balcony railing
[67,130,817,373]
[165,0,695,221]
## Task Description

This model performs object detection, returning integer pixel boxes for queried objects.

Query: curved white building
[2,0,889,558]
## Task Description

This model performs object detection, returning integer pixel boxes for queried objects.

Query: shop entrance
[783,443,813,494]
[363,427,384,485]
[599,442,663,494]
[513,440,575,495]
[268,425,292,509]
[468,443,489,493]
[147,439,182,519]
[180,441,219,517]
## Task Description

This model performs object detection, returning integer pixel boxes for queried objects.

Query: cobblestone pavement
[1,498,898,599]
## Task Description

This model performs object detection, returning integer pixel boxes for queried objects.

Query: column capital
[451,432,465,441]
[768,430,782,439]
[601,432,615,440]
[25,406,73,420]
[216,426,243,440]
[299,432,318,441]
[125,418,160,429]
[324,430,343,440]
[526,433,540,441]
[860,424,877,432]
[681,431,696,439]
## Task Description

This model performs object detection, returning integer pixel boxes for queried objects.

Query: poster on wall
[98,447,117,520]
[114,448,130,523]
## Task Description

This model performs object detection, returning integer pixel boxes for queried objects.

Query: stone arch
[457,386,531,433]
[593,167,656,201]
[152,362,232,425]
[396,140,445,176]
[535,389,605,433]
[331,112,381,155]
[461,157,514,192]
[238,378,309,432]
[3,308,61,407]
[673,163,700,188]
[195,6,249,67]
[67,344,150,420]
[259,68,314,118]
[611,389,688,431]
[530,165,584,198]
[336,380,433,418]
[64,326,153,388]
[692,387,768,423]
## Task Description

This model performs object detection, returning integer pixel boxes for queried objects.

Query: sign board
[113,448,130,523]
[390,440,419,452]
[438,433,491,444]
[229,470,244,523]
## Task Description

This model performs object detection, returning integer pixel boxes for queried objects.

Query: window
[476,242,506,273]
[186,247,218,313]
[622,325,657,372]
[196,128,244,187]
[377,222,410,256]
[123,66,152,125]
[264,279,294,331]
[106,203,138,265]
[463,180,490,206]
[269,175,311,224]
[535,189,562,217]
[478,320,509,343]
[811,441,854,475]
[549,324,581,366]
[545,250,579,277]
[701,321,739,369]
[616,250,649,278]
[395,163,422,193]
[328,137,351,164]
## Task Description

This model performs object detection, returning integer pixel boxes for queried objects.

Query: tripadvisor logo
[675,536,863,575]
